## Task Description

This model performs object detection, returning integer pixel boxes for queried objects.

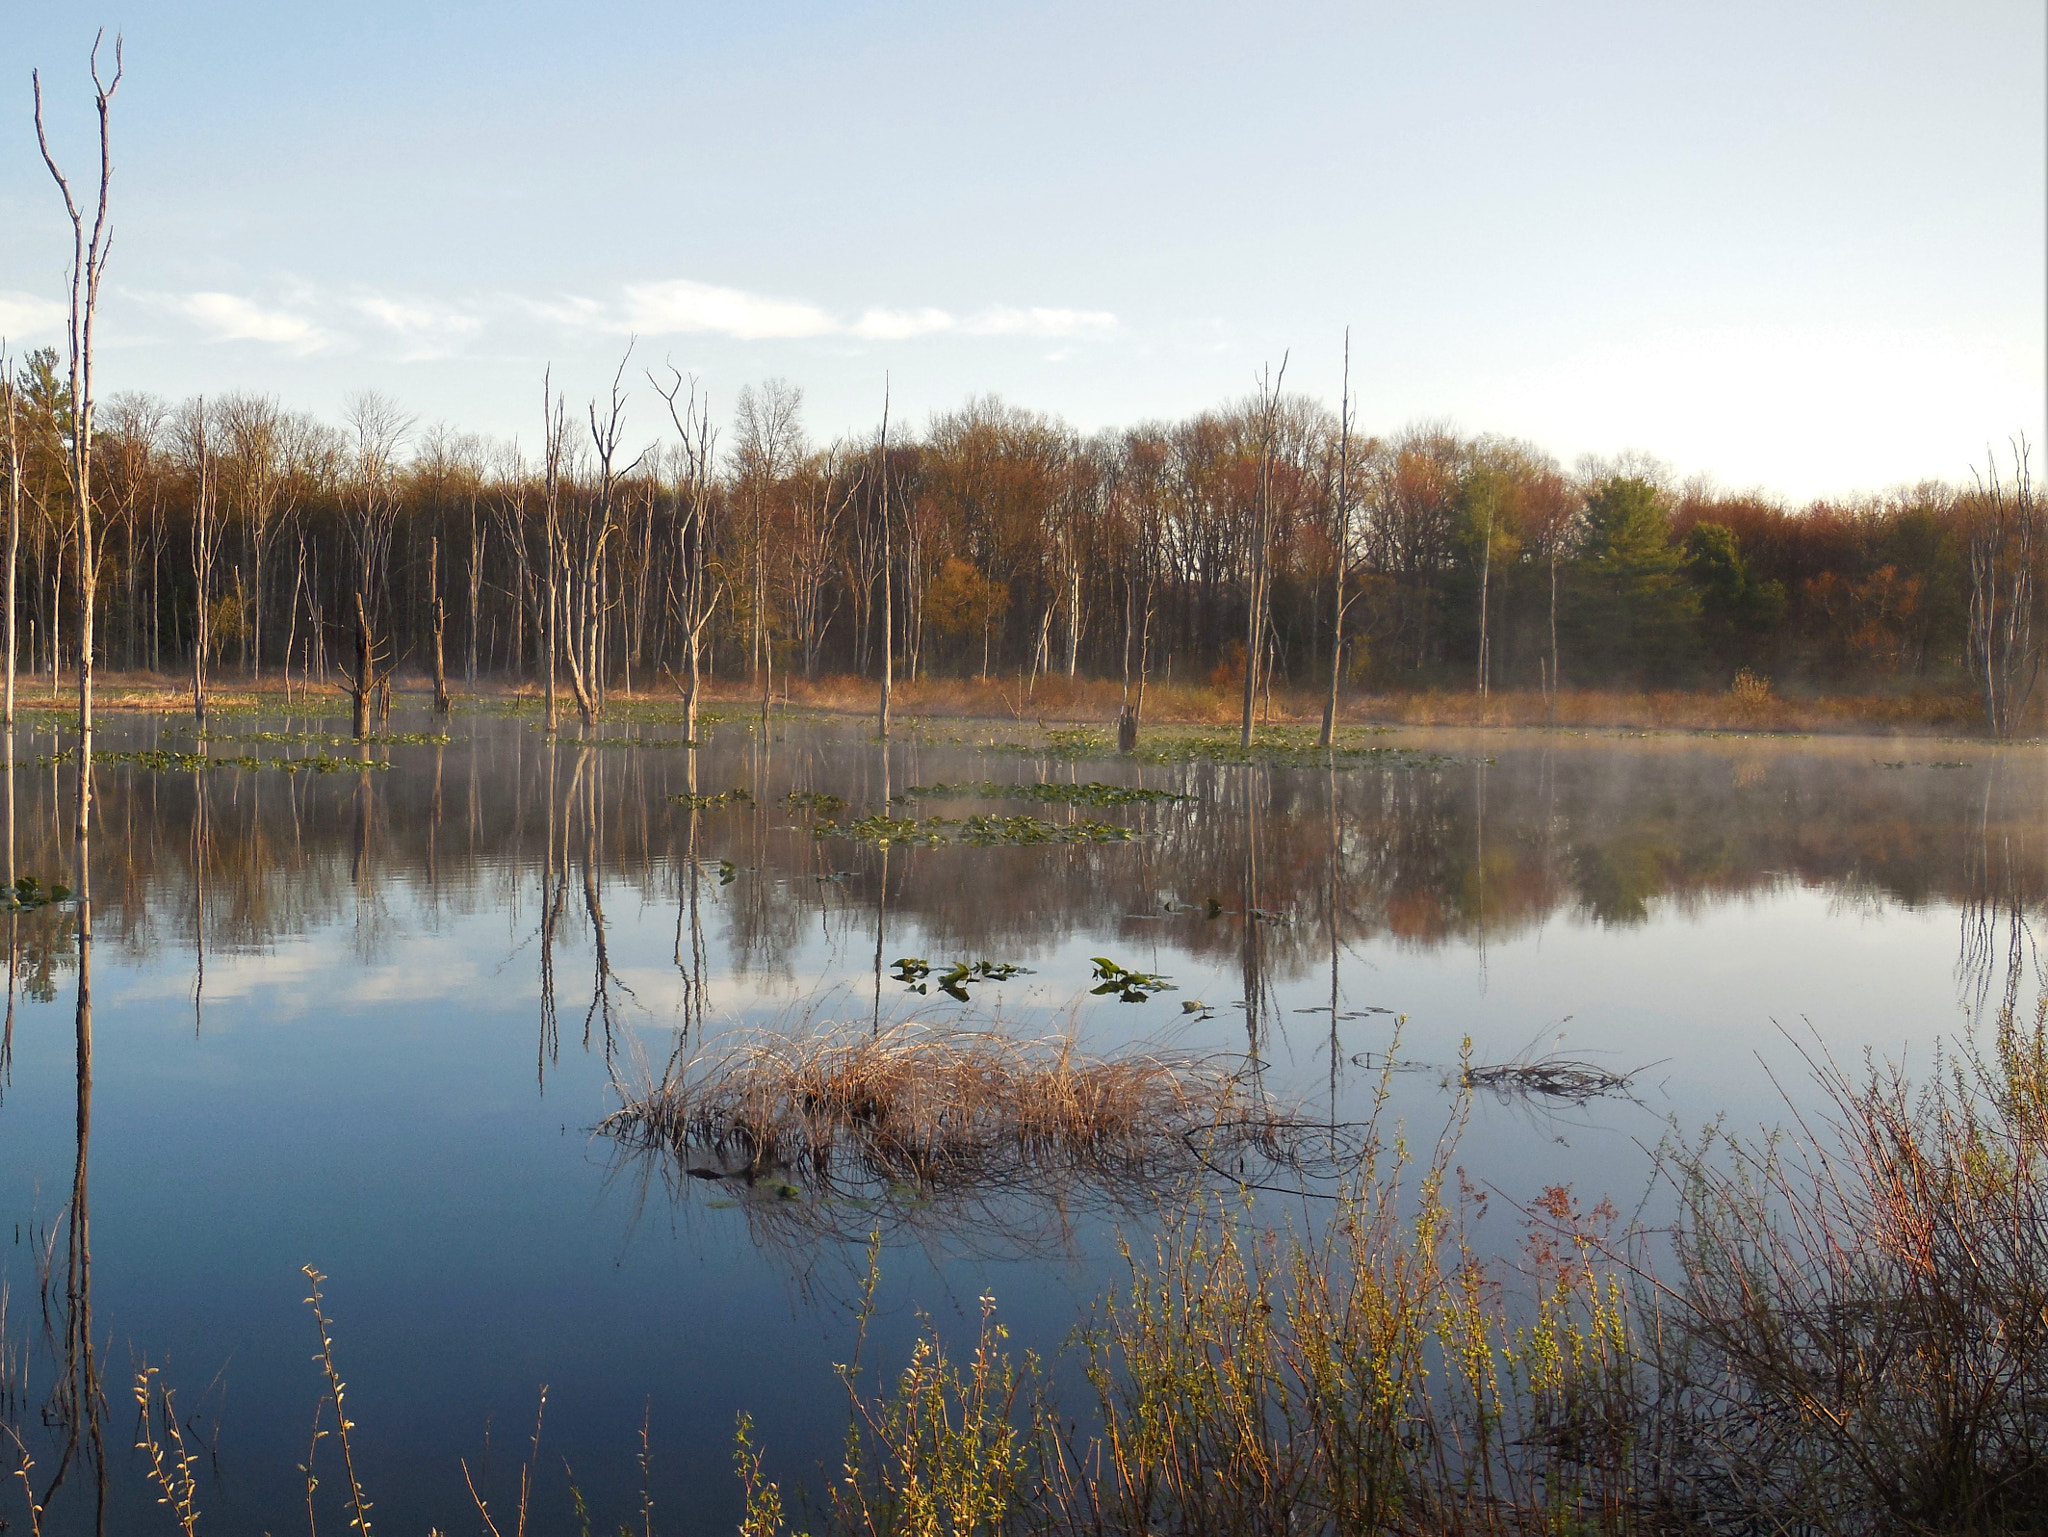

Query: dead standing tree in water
[653,365,722,744]
[540,370,568,734]
[338,390,410,737]
[558,350,641,729]
[1240,355,1288,749]
[33,33,120,820]
[33,37,120,1527]
[1319,330,1355,748]
[2,344,21,729]
[428,535,450,714]
[176,398,220,723]
[1968,440,2041,740]
[878,377,893,739]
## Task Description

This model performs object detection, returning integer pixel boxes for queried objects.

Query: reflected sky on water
[0,707,2040,1533]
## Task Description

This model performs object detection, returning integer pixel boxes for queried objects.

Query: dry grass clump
[601,1023,1277,1234]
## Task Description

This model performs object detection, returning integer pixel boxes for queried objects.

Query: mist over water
[0,707,2039,1534]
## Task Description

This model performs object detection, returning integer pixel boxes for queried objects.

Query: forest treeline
[2,344,2040,732]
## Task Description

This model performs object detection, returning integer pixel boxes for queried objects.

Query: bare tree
[561,349,642,727]
[653,366,722,742]
[428,535,450,713]
[218,393,288,679]
[1241,355,1288,748]
[540,371,568,733]
[1319,330,1355,747]
[1968,440,2041,739]
[878,378,893,739]
[33,30,121,845]
[338,390,412,737]
[2,345,20,728]
[175,398,221,722]
[731,377,804,722]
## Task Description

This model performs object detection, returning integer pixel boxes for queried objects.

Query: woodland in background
[1,345,2040,733]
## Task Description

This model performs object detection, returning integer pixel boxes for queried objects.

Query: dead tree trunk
[429,535,450,715]
[35,36,121,836]
[1320,331,1351,748]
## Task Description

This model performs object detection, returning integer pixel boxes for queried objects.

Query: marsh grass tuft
[601,1024,1298,1241]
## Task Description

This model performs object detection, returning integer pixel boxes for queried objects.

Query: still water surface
[0,707,2040,1533]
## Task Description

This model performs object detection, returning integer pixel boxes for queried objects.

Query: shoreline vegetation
[46,1006,2048,1536]
[10,669,2036,740]
[720,1008,2048,1537]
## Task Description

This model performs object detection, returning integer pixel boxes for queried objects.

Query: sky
[1,0,2042,501]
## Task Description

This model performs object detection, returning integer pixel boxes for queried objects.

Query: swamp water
[0,707,2039,1533]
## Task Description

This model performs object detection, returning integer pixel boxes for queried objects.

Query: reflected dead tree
[1239,766,1273,1104]
[1959,758,2043,1024]
[40,758,104,1529]
[873,741,891,1034]
[673,747,709,1041]
[538,741,563,1082]
[1327,758,1342,1134]
[190,765,208,1036]
[2,722,14,1096]
[575,749,631,1058]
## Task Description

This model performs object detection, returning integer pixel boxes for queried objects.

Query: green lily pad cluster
[890,957,1034,1000]
[1,875,70,912]
[1126,730,1457,769]
[670,787,754,810]
[786,789,847,815]
[903,779,1193,807]
[58,748,392,775]
[814,812,1136,848]
[1090,956,1175,1003]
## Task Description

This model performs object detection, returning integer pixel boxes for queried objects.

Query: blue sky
[3,0,2042,499]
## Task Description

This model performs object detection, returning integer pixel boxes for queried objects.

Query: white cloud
[851,306,956,340]
[353,293,484,360]
[157,290,331,352]
[0,291,64,339]
[355,294,482,338]
[964,306,1118,338]
[512,292,606,327]
[536,279,1118,346]
[618,278,837,340]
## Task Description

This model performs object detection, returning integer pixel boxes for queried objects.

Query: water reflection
[0,711,2036,1532]
[0,719,2039,1009]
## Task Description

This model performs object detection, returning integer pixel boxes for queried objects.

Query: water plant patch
[1090,956,1175,1002]
[902,779,1193,807]
[889,957,1035,999]
[813,812,1136,848]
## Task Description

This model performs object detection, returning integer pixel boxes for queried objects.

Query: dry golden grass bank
[48,666,2022,739]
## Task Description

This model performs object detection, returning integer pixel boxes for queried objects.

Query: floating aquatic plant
[1090,957,1175,1002]
[814,812,1136,848]
[786,789,847,815]
[670,787,753,810]
[0,875,70,912]
[903,779,1194,807]
[890,957,1034,1000]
